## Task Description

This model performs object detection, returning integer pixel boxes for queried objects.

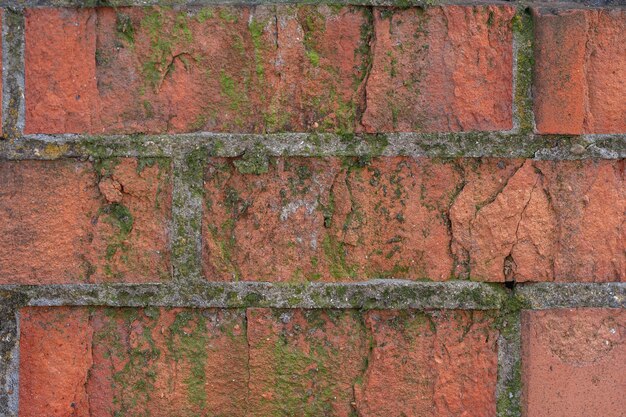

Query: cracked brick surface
[203,157,625,282]
[24,5,514,134]
[18,306,498,417]
[0,159,171,284]
[533,8,626,134]
[522,309,626,417]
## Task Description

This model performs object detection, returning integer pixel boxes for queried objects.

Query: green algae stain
[512,10,535,134]
[233,142,269,175]
[96,308,161,417]
[99,203,134,274]
[116,12,135,45]
[166,311,210,409]
[322,234,357,279]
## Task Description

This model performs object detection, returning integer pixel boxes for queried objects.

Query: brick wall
[0,1,624,416]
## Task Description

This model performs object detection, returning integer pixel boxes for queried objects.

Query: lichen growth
[233,142,269,175]
[166,310,209,409]
[512,9,535,134]
[322,235,357,279]
[116,12,135,45]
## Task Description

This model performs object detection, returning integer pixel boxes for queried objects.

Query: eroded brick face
[0,159,171,284]
[202,157,625,282]
[24,5,515,134]
[522,309,626,417]
[19,307,498,417]
[360,6,515,133]
[533,8,626,134]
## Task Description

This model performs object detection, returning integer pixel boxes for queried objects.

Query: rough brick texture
[24,5,514,134]
[19,307,498,416]
[5,3,626,417]
[0,159,171,284]
[522,309,626,417]
[360,6,514,132]
[533,8,626,134]
[203,157,624,282]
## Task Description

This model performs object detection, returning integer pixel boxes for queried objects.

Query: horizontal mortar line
[0,280,624,309]
[2,0,625,8]
[515,282,626,309]
[1,132,624,160]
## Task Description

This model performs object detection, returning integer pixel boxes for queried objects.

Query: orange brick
[533,8,626,134]
[24,6,518,134]
[24,6,369,134]
[246,308,369,416]
[354,310,498,416]
[522,309,626,417]
[360,6,515,132]
[0,159,171,284]
[203,157,625,282]
[19,307,249,417]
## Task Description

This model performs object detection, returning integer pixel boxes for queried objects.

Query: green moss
[219,8,239,24]
[116,12,135,45]
[249,19,267,78]
[306,49,320,67]
[298,6,325,68]
[322,235,357,279]
[96,309,161,416]
[497,363,522,417]
[233,142,269,175]
[195,7,214,23]
[100,203,134,264]
[512,9,535,133]
[166,311,209,409]
[266,316,353,416]
[140,9,194,91]
[219,70,246,111]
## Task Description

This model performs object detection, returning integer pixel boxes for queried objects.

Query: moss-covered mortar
[0,292,26,417]
[512,7,534,134]
[1,132,624,160]
[171,148,207,282]
[1,281,622,310]
[2,9,25,140]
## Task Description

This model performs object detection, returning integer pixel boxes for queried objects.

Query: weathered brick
[24,6,519,135]
[19,307,93,417]
[533,8,626,134]
[203,157,624,282]
[19,307,498,416]
[522,309,626,417]
[360,6,515,133]
[24,6,369,134]
[246,308,368,416]
[451,159,625,282]
[0,158,171,284]
[19,307,248,417]
[353,310,498,416]
[202,157,461,281]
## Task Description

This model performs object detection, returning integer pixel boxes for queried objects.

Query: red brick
[19,307,248,417]
[203,157,624,282]
[202,157,462,281]
[24,6,369,134]
[451,159,625,282]
[522,309,626,417]
[19,307,93,417]
[360,6,515,133]
[246,308,368,416]
[0,158,171,284]
[353,310,498,416]
[533,8,626,134]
